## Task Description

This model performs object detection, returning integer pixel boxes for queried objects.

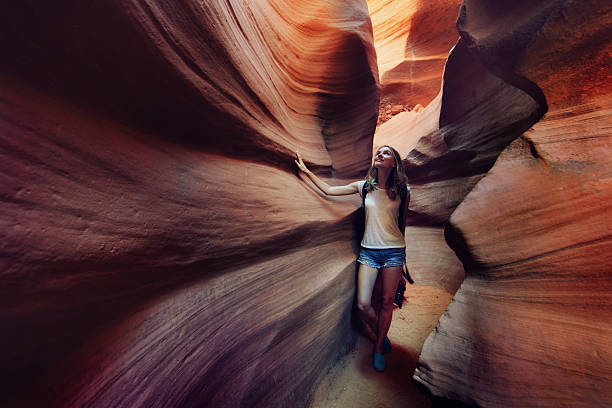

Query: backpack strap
[362,181,408,232]
[398,186,408,232]
[361,181,368,207]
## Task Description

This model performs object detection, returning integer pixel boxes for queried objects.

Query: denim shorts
[357,247,406,268]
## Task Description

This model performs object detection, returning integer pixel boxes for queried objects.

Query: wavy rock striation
[414,1,612,407]
[0,1,378,407]
[374,39,542,293]
[366,0,462,110]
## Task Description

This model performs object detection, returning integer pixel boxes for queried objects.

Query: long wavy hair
[364,145,408,200]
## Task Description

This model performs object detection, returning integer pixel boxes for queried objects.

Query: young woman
[295,145,409,371]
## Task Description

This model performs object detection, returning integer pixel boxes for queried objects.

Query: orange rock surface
[367,0,462,109]
[0,1,377,406]
[414,1,612,407]
[374,33,544,292]
[2,0,611,406]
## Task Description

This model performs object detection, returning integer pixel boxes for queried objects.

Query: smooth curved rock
[0,0,378,176]
[367,0,462,110]
[0,1,377,406]
[368,0,543,293]
[415,1,612,406]
[373,35,541,294]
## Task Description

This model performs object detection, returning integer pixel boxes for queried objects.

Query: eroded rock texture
[373,37,542,293]
[0,1,378,407]
[366,0,462,110]
[415,1,612,406]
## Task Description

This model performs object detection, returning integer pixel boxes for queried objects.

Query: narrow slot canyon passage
[309,3,466,403]
[309,286,453,408]
[1,1,611,408]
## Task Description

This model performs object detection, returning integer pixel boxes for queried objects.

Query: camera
[394,279,406,308]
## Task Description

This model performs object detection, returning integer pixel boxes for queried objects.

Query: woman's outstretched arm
[295,151,359,196]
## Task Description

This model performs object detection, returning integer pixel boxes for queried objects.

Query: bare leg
[375,266,402,353]
[371,272,383,317]
[356,263,379,342]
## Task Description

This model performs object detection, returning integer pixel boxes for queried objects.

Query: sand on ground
[309,285,453,408]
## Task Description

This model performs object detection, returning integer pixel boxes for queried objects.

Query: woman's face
[374,147,396,169]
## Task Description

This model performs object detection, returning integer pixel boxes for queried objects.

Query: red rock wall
[373,36,543,293]
[0,1,377,406]
[366,0,462,110]
[415,1,612,406]
[366,0,465,293]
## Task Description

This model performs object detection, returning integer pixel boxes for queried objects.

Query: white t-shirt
[358,180,408,249]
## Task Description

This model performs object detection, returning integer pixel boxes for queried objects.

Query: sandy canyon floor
[309,285,453,408]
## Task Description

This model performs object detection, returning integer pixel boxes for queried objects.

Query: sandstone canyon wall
[366,0,462,121]
[0,1,378,407]
[371,0,544,293]
[366,0,470,293]
[411,1,612,407]
[3,0,611,406]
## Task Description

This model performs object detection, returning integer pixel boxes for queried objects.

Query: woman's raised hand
[294,150,357,196]
[295,151,309,173]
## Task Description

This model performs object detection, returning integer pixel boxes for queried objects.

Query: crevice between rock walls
[436,40,547,274]
[398,36,543,294]
[414,1,612,407]
[317,32,379,178]
[411,21,550,408]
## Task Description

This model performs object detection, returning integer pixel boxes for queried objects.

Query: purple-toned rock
[414,1,612,407]
[0,1,378,406]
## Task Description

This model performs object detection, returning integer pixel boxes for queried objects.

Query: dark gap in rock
[527,137,540,159]
[316,32,378,178]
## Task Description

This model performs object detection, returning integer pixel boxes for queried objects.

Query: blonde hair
[364,145,408,200]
